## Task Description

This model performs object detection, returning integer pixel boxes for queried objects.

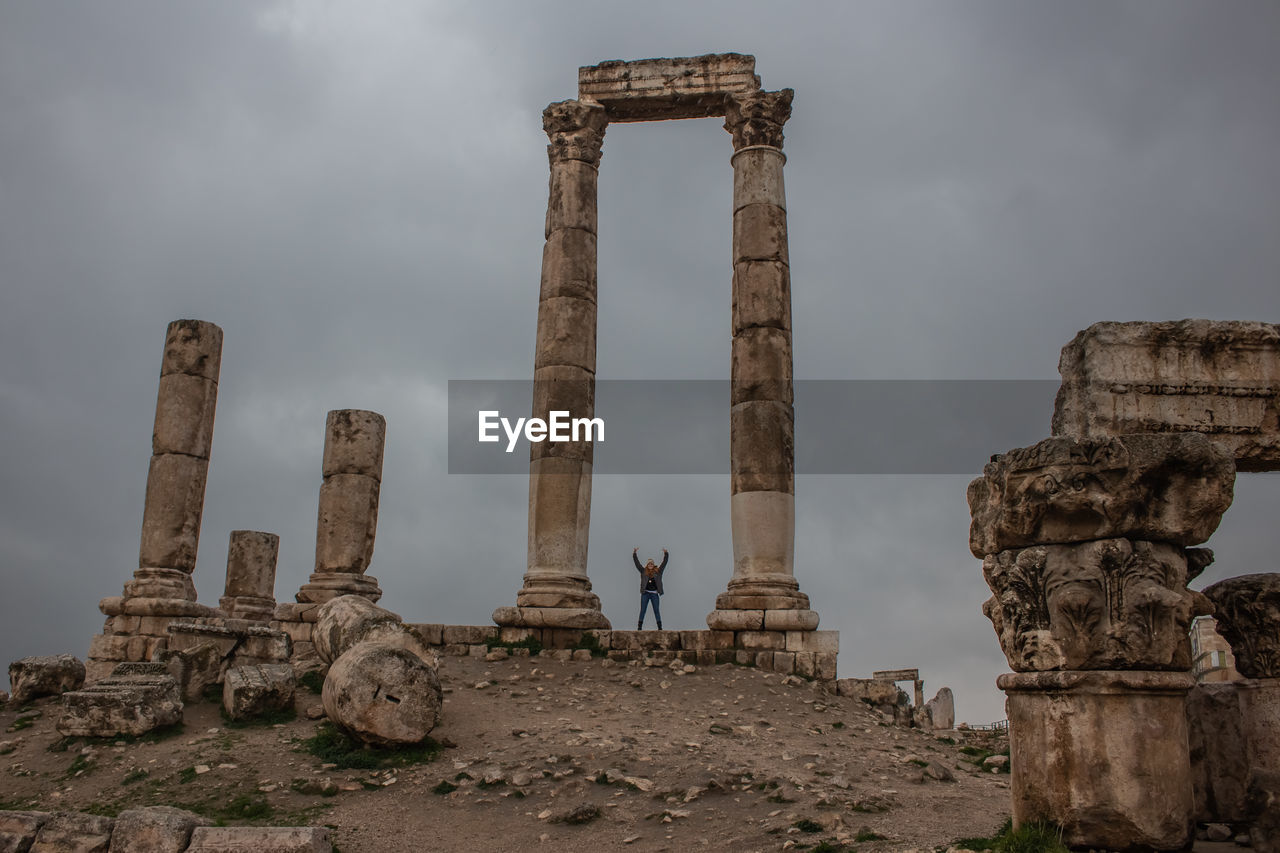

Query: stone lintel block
[223,530,280,601]
[784,629,838,653]
[139,453,210,572]
[611,630,681,651]
[705,609,765,631]
[185,825,332,852]
[737,630,786,651]
[733,260,791,334]
[491,606,610,630]
[998,669,1194,850]
[967,433,1235,557]
[534,296,597,373]
[733,203,788,264]
[322,410,386,480]
[442,625,498,645]
[540,228,598,304]
[766,610,820,631]
[731,326,793,406]
[31,812,115,851]
[0,810,48,850]
[578,54,760,122]
[730,400,794,494]
[160,319,223,381]
[530,364,596,464]
[407,624,445,645]
[732,145,786,210]
[152,373,218,458]
[545,159,599,237]
[314,473,380,574]
[815,652,838,681]
[526,455,593,576]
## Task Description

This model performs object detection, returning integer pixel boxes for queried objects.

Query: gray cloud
[2,1,1279,724]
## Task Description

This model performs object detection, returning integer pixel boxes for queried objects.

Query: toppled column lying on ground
[314,595,441,746]
[275,410,387,665]
[88,320,223,681]
[972,432,1235,851]
[1203,574,1280,849]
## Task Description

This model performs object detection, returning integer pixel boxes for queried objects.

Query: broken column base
[295,572,382,605]
[272,602,327,669]
[57,662,183,738]
[999,669,1195,851]
[710,573,814,631]
[86,592,217,682]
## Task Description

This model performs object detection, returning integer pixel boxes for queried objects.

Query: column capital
[724,89,793,151]
[1203,573,1280,678]
[543,100,608,167]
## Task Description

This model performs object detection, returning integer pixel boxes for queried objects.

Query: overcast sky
[2,1,1278,723]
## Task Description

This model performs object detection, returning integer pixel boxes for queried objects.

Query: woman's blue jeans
[639,591,662,628]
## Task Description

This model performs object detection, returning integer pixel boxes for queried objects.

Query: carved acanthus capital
[724,89,793,151]
[982,538,1210,672]
[543,100,608,167]
[1203,573,1280,678]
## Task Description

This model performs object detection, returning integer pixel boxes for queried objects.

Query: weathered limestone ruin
[218,530,279,622]
[88,320,223,681]
[493,54,819,641]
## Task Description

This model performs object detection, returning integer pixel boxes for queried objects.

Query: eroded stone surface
[967,433,1235,557]
[108,806,210,853]
[982,538,1207,672]
[1053,320,1280,472]
[57,663,182,738]
[186,825,332,852]
[312,596,433,666]
[222,664,295,721]
[322,642,441,747]
[0,810,48,851]
[321,410,386,480]
[30,811,113,852]
[924,687,955,731]
[578,54,759,122]
[1202,573,1280,679]
[9,655,85,704]
[1187,681,1248,823]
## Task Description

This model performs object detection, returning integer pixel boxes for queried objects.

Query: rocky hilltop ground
[1,654,1015,852]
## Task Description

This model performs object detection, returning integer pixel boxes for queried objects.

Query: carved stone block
[968,433,1235,557]
[578,54,759,122]
[1202,573,1280,678]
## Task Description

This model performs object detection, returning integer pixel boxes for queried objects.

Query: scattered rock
[9,655,86,704]
[1206,823,1233,842]
[981,755,1008,772]
[923,762,955,782]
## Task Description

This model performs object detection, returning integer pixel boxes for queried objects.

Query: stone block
[812,652,838,682]
[185,826,332,852]
[734,650,755,666]
[732,145,786,210]
[441,644,468,657]
[613,630,680,651]
[733,260,790,334]
[793,652,816,679]
[57,668,183,738]
[107,615,141,634]
[578,54,759,122]
[274,602,323,624]
[1052,320,1280,472]
[1186,681,1248,823]
[695,650,717,666]
[968,433,1235,557]
[466,644,487,657]
[88,635,132,662]
[607,649,638,662]
[643,651,676,664]
[157,641,223,704]
[152,373,217,458]
[770,651,795,674]
[108,806,211,853]
[540,228,597,303]
[731,326,793,406]
[705,609,765,631]
[542,628,584,649]
[30,811,114,852]
[159,319,222,381]
[676,650,698,663]
[0,810,48,852]
[766,610,820,632]
[408,624,444,645]
[924,687,954,730]
[583,629,611,650]
[9,654,86,704]
[1203,573,1280,678]
[999,670,1194,850]
[738,631,786,651]
[784,630,838,654]
[715,649,737,665]
[321,410,386,480]
[314,473,380,574]
[754,651,774,669]
[533,296,597,373]
[441,625,497,646]
[733,203,788,264]
[138,453,209,571]
[222,664,295,721]
[279,621,315,644]
[496,627,538,646]
[730,400,794,494]
[837,678,901,705]
[545,159,598,236]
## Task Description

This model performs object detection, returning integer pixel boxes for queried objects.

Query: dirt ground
[3,653,1021,852]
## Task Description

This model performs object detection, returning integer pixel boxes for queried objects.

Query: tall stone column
[90,320,222,679]
[494,100,610,631]
[219,530,279,622]
[1203,574,1280,848]
[971,433,1236,851]
[709,89,816,633]
[296,409,386,604]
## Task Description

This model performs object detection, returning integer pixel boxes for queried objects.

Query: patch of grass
[855,830,886,841]
[486,636,543,655]
[476,778,506,790]
[831,721,845,730]
[123,768,149,785]
[959,745,987,756]
[953,818,1068,853]
[907,758,928,768]
[936,735,956,745]
[297,722,442,770]
[454,771,473,782]
[177,766,198,784]
[222,705,297,728]
[299,669,326,695]
[812,841,850,853]
[212,793,275,824]
[0,796,36,811]
[6,715,37,732]
[64,753,96,778]
[793,818,824,833]
[570,632,607,658]
[433,780,458,795]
